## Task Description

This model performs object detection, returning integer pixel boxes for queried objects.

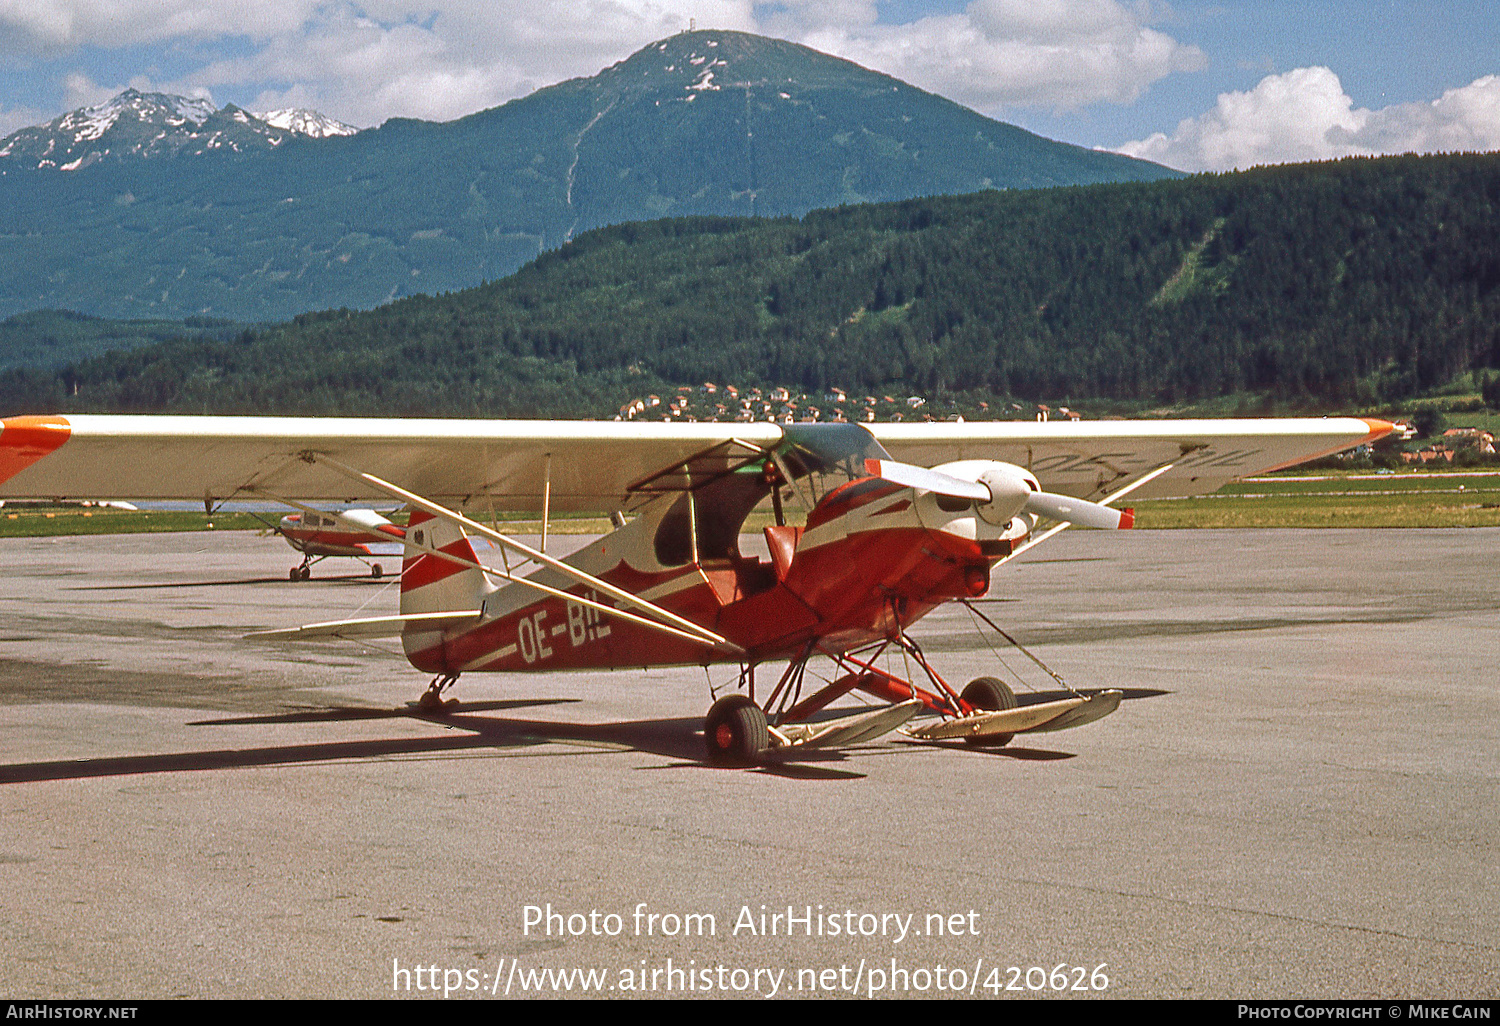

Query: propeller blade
[864,458,990,500]
[1023,492,1135,530]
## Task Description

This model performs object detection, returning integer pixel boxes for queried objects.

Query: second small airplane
[276,508,405,580]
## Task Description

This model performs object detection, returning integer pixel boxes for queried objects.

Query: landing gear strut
[417,673,460,711]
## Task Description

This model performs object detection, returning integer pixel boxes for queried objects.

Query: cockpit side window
[648,424,893,567]
[652,469,771,567]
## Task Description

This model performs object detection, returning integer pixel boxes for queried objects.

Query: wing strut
[540,452,551,555]
[286,454,741,654]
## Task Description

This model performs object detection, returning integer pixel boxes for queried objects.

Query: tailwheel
[371,563,383,579]
[704,694,769,766]
[416,672,460,712]
[962,676,1017,747]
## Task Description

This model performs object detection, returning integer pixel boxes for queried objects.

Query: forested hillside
[0,310,248,371]
[3,153,1498,418]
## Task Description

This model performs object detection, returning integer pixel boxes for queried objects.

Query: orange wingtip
[1118,507,1135,529]
[0,415,72,486]
[1257,418,1398,474]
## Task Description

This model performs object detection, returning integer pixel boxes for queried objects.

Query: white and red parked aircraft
[0,413,1389,764]
[275,507,405,580]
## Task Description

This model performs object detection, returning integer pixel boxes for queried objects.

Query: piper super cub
[0,413,1389,765]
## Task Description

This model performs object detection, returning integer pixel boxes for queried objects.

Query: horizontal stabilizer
[903,690,1121,741]
[774,699,923,749]
[248,610,481,641]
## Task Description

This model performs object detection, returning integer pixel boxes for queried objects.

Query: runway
[1,528,1496,999]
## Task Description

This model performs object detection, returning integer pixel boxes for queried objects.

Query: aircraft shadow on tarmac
[0,689,1168,786]
[73,573,400,590]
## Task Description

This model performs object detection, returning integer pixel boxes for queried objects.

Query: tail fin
[399,511,493,616]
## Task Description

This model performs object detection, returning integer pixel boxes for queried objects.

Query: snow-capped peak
[253,109,359,138]
[59,90,216,142]
[0,90,359,170]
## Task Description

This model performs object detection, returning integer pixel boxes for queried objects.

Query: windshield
[774,423,894,506]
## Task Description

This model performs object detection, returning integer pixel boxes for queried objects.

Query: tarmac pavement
[0,528,1495,999]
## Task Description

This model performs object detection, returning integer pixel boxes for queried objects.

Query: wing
[0,414,1388,508]
[0,415,783,513]
[870,418,1392,499]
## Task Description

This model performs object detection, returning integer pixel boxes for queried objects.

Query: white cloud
[61,72,121,109]
[0,101,47,137]
[135,2,756,127]
[797,0,1205,112]
[1120,67,1500,172]
[0,0,321,50]
[2,0,1200,129]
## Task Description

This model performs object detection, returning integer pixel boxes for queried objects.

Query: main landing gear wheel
[289,565,311,581]
[962,676,1017,747]
[704,694,769,766]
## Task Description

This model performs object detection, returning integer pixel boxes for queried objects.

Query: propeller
[864,459,989,500]
[865,458,1133,530]
[1021,491,1133,530]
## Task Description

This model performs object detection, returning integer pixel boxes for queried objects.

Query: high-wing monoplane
[0,414,1389,764]
[273,507,405,580]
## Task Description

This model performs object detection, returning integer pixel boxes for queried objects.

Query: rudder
[399,511,493,616]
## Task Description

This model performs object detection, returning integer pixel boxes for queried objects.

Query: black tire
[371,564,383,579]
[289,567,301,582]
[704,695,769,766]
[962,676,1017,747]
[300,566,311,581]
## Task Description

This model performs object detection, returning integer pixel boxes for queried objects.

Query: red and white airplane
[275,507,405,580]
[0,413,1389,764]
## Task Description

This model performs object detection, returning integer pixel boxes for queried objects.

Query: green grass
[1132,471,1500,528]
[8,471,1500,537]
[0,507,617,538]
[0,509,266,537]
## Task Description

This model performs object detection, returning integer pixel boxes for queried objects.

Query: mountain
[250,109,360,139]
[6,153,1496,419]
[523,32,1171,226]
[0,90,356,170]
[0,31,1177,323]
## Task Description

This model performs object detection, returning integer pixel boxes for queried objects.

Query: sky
[0,1,1497,172]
